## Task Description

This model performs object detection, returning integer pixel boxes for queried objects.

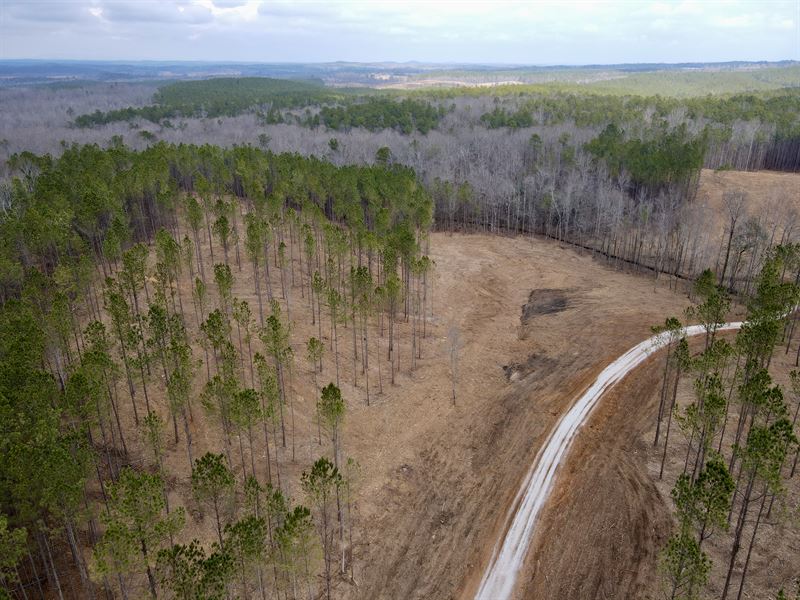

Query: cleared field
[337,232,693,599]
[695,168,800,249]
[185,174,796,598]
[149,226,694,599]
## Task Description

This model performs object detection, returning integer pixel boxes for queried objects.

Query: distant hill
[1,59,797,92]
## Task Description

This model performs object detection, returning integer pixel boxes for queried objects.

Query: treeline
[74,105,180,128]
[409,64,800,98]
[480,92,671,128]
[0,141,434,598]
[479,90,800,173]
[72,81,444,135]
[68,78,800,173]
[317,98,444,134]
[74,77,348,127]
[654,252,800,599]
[429,123,796,296]
[479,90,800,131]
[153,77,339,114]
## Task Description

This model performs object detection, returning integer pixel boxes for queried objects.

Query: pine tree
[307,338,325,443]
[105,278,145,423]
[352,266,374,404]
[186,196,206,282]
[671,456,734,550]
[0,515,27,597]
[722,418,797,600]
[224,516,268,600]
[254,353,281,488]
[191,453,235,546]
[660,530,710,600]
[233,298,255,386]
[301,458,342,600]
[653,317,683,447]
[661,338,691,479]
[213,263,234,320]
[155,229,184,316]
[326,285,343,387]
[212,207,233,267]
[245,214,265,326]
[274,505,317,600]
[260,301,292,450]
[141,413,174,538]
[156,539,206,600]
[230,388,264,480]
[166,315,196,470]
[318,383,345,469]
[93,467,184,599]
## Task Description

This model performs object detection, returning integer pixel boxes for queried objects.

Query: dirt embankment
[520,329,800,600]
[517,352,672,599]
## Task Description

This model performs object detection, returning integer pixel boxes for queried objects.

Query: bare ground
[695,168,800,252]
[518,351,673,599]
[335,234,694,600]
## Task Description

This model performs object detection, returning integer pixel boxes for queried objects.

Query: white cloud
[97,1,213,24]
[0,0,797,63]
[713,14,755,28]
[196,0,262,21]
[771,17,795,30]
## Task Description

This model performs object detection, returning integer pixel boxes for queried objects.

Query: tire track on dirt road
[474,322,744,600]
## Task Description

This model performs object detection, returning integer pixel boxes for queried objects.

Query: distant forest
[72,78,444,134]
[63,71,800,172]
[1,65,799,294]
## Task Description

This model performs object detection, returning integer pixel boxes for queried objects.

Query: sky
[1,0,798,65]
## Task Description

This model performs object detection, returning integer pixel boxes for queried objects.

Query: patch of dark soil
[521,288,571,323]
[503,353,559,382]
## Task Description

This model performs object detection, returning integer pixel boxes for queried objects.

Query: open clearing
[697,167,799,232]
[334,232,694,599]
[344,169,799,599]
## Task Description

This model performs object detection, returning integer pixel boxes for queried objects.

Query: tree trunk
[655,341,673,447]
[721,474,756,600]
[736,489,768,600]
[660,360,682,479]
[139,538,157,599]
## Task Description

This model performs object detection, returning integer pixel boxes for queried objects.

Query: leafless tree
[448,325,460,406]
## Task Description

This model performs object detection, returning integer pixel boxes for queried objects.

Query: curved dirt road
[475,322,743,600]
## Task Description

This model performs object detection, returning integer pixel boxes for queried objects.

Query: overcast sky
[1,0,798,64]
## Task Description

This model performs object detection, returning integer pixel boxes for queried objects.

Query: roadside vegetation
[654,250,800,600]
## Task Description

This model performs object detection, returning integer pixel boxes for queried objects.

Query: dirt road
[476,323,742,599]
